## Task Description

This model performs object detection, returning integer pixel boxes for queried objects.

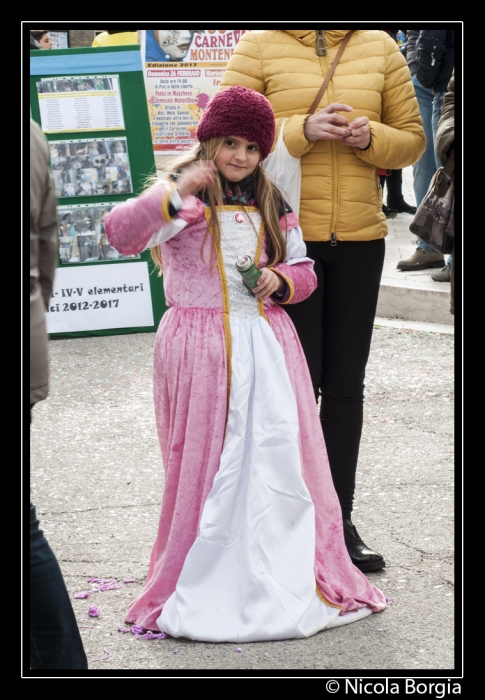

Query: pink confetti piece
[88,647,111,665]
[88,577,103,583]
[118,627,132,634]
[88,606,99,617]
[173,649,179,654]
[385,597,395,602]
[123,578,135,583]
[236,647,243,653]
[139,630,169,640]
[97,583,122,591]
[74,591,91,599]
[131,625,146,636]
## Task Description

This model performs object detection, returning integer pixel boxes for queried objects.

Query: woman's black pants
[285,239,385,521]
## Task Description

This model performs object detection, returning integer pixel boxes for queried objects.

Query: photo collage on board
[50,138,133,198]
[57,203,139,265]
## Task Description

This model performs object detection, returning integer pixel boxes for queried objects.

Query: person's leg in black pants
[285,239,386,572]
[30,503,88,670]
[385,169,416,214]
[29,405,88,670]
[30,504,88,669]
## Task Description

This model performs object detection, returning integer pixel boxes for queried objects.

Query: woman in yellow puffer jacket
[221,29,425,573]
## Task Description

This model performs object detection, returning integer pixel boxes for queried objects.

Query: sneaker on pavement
[431,265,451,282]
[397,248,445,271]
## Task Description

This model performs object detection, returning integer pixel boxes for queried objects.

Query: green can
[236,255,262,290]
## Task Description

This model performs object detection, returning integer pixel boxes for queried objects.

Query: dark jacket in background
[436,70,455,165]
[416,30,454,93]
[435,70,455,316]
[30,119,58,404]
[405,30,419,75]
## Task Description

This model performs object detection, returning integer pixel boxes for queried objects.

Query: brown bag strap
[433,147,455,197]
[443,146,454,176]
[308,31,355,115]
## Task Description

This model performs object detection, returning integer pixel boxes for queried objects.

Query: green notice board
[30,45,168,338]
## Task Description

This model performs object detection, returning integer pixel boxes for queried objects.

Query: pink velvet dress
[104,181,386,642]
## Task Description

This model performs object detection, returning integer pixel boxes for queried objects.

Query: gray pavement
[29,322,456,674]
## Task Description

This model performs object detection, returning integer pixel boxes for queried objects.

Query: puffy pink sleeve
[269,260,317,304]
[269,218,317,304]
[104,181,204,255]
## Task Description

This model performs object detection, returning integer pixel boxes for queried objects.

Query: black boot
[382,203,398,219]
[386,169,417,214]
[343,519,386,573]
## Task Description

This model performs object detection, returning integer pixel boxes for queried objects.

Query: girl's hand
[176,161,218,198]
[251,268,285,300]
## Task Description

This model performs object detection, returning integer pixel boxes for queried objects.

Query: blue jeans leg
[30,503,88,669]
[412,76,447,257]
[412,75,439,208]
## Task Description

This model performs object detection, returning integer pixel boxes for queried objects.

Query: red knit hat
[196,86,275,160]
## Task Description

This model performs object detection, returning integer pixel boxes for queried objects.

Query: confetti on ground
[74,576,131,599]
[88,647,111,665]
[236,647,243,652]
[97,582,122,591]
[88,606,99,617]
[137,630,168,640]
[173,649,179,654]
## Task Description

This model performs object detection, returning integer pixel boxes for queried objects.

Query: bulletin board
[30,44,167,338]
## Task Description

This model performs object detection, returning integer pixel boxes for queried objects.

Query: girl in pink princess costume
[105,86,386,643]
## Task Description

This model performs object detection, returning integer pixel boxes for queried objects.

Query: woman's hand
[304,104,371,149]
[251,268,285,301]
[176,160,218,198]
[304,103,353,142]
[342,116,371,149]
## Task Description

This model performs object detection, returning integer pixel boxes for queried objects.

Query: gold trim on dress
[252,212,268,323]
[161,185,176,223]
[204,207,232,427]
[316,585,343,610]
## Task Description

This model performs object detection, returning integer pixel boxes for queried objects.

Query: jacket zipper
[317,31,339,245]
[316,30,327,56]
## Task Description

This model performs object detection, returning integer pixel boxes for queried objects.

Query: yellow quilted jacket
[220,30,426,242]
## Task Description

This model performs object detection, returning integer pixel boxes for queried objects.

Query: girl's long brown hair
[150,137,288,271]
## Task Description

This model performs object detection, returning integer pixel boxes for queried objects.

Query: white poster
[36,75,125,133]
[48,31,69,49]
[46,262,154,333]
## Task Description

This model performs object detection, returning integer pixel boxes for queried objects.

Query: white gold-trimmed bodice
[219,208,262,321]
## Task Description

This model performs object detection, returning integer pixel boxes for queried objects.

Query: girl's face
[39,33,53,49]
[157,30,193,59]
[214,136,261,183]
